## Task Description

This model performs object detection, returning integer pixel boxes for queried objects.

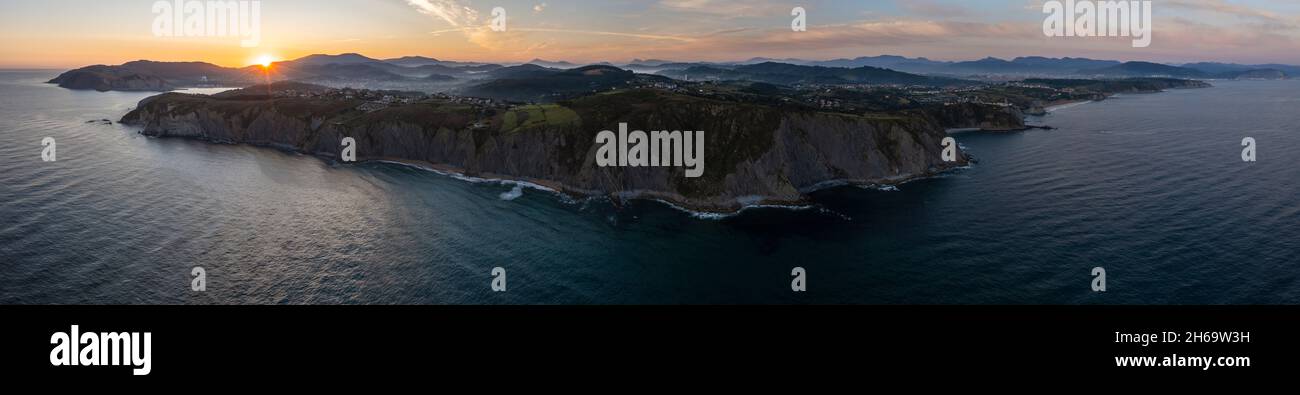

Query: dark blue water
[2,70,1297,304]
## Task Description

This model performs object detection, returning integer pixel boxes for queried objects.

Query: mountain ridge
[47,53,1295,93]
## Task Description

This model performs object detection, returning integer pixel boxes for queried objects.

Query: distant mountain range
[48,53,500,92]
[1081,61,1209,78]
[47,53,1295,95]
[780,55,1124,75]
[525,59,579,69]
[657,62,972,86]
[1077,61,1292,80]
[644,56,1292,80]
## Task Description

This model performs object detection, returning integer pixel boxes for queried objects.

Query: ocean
[2,70,1297,304]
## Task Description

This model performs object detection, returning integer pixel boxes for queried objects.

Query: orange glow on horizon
[254,55,276,68]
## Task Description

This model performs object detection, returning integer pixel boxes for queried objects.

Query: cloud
[1155,16,1297,52]
[534,3,547,14]
[406,1,1300,64]
[656,0,791,18]
[1166,0,1300,33]
[433,26,694,48]
[722,20,1029,51]
[513,28,693,42]
[404,0,480,27]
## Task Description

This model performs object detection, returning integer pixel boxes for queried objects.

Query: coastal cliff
[121,88,997,212]
[916,103,1027,131]
[48,66,176,92]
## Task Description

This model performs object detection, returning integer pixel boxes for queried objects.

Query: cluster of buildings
[1004,81,1054,90]
[911,93,1012,107]
[435,94,501,107]
[632,80,682,91]
[272,87,416,102]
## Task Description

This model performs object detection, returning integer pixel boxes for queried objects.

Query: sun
[254,55,276,68]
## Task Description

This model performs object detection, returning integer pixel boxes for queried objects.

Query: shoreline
[370,155,970,219]
[1043,99,1095,113]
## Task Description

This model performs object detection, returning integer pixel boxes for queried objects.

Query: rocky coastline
[119,88,1019,213]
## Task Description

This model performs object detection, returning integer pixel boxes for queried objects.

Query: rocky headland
[120,86,1018,213]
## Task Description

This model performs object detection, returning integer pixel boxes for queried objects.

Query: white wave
[650,198,835,221]
[372,160,851,220]
[866,184,900,192]
[372,160,561,197]
[1045,100,1093,113]
[499,185,524,201]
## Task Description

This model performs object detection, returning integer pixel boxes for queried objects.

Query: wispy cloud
[404,0,480,27]
[1165,0,1299,30]
[406,0,1299,64]
[726,20,1028,51]
[656,0,791,18]
[431,27,694,42]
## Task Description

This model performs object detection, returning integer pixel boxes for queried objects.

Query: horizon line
[7,52,1299,71]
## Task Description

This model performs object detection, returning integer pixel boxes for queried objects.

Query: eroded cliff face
[121,89,972,212]
[917,102,1027,131]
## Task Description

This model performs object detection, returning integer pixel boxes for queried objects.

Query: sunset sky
[2,0,1299,69]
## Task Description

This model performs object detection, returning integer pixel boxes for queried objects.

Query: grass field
[500,104,581,133]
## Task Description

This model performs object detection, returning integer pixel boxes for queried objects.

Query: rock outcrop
[916,103,1026,131]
